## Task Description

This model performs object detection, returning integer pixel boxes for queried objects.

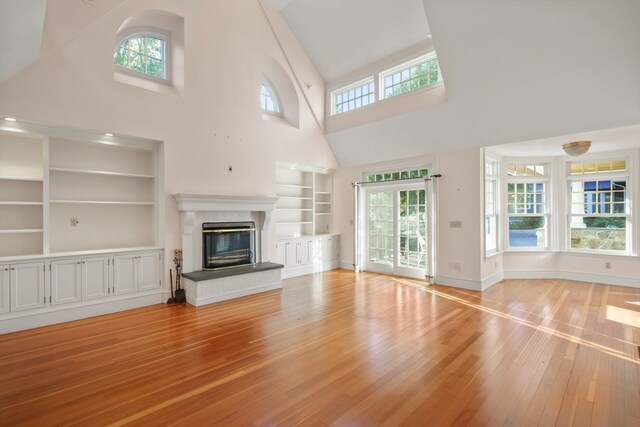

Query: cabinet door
[284,241,298,266]
[329,236,340,260]
[82,257,110,300]
[138,252,160,291]
[10,262,45,312]
[113,255,137,294]
[50,259,82,306]
[0,266,9,314]
[300,238,314,265]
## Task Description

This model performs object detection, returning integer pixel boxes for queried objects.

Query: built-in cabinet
[276,235,340,279]
[2,262,46,313]
[113,252,160,295]
[0,250,162,332]
[50,256,111,304]
[275,164,339,278]
[0,120,164,333]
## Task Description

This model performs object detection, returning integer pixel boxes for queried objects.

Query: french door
[364,184,428,279]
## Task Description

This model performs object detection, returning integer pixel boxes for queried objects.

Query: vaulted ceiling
[2,1,639,166]
[272,0,640,165]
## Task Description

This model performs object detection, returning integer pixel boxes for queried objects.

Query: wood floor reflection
[1,270,639,426]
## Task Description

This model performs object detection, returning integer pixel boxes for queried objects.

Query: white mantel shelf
[174,194,279,213]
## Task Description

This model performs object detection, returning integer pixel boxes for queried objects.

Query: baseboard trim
[503,269,640,288]
[480,271,504,290]
[0,291,164,334]
[434,275,483,291]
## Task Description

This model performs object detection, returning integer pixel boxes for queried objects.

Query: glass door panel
[367,191,394,272]
[396,188,427,277]
[364,186,427,279]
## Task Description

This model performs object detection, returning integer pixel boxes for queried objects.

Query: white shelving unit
[275,164,338,278]
[0,120,164,333]
[0,132,44,257]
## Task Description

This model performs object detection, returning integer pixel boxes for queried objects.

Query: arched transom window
[114,33,166,79]
[261,81,280,114]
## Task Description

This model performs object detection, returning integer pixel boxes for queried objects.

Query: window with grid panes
[365,168,428,183]
[485,158,499,254]
[114,33,167,79]
[506,163,549,249]
[568,159,629,252]
[380,54,441,99]
[261,81,280,114]
[332,78,375,115]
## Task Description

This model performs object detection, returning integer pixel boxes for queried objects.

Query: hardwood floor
[1,270,639,426]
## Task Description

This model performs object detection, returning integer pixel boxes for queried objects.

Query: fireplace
[202,221,256,270]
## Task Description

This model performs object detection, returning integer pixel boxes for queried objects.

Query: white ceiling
[0,0,46,84]
[323,0,640,166]
[269,0,431,83]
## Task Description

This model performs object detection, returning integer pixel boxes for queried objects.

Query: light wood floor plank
[1,270,639,426]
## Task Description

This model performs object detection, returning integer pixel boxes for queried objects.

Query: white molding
[0,291,163,334]
[481,271,504,290]
[339,261,355,271]
[434,275,482,291]
[174,194,279,273]
[174,194,278,213]
[503,269,640,288]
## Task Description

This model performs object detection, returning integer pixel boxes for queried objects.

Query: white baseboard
[0,291,164,334]
[434,275,483,291]
[503,269,640,288]
[339,261,355,271]
[480,271,504,290]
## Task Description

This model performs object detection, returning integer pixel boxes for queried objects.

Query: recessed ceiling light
[4,117,17,122]
[104,133,113,136]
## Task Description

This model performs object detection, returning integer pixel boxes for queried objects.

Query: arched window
[261,80,280,114]
[114,32,167,80]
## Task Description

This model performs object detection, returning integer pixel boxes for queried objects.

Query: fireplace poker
[167,269,176,304]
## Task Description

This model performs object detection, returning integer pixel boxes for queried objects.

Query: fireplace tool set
[167,249,186,303]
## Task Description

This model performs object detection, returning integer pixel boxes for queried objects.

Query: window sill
[504,250,638,259]
[114,68,182,97]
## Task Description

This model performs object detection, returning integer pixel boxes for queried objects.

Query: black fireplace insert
[202,221,255,270]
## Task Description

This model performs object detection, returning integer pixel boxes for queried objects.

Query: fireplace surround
[174,194,282,306]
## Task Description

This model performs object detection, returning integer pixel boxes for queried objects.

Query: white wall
[0,1,337,282]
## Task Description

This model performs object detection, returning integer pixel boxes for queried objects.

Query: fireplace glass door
[202,222,256,270]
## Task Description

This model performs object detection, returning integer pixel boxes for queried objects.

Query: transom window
[506,162,549,249]
[380,54,441,99]
[261,81,280,114]
[114,33,166,79]
[365,168,428,183]
[332,78,375,115]
[568,159,629,252]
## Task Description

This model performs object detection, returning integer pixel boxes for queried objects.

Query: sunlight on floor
[606,304,640,328]
[392,277,640,365]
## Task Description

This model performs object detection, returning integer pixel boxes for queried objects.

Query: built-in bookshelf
[0,121,162,258]
[0,132,44,257]
[275,164,333,238]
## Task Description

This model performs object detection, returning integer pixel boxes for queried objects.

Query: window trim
[504,160,552,252]
[330,76,375,116]
[485,157,500,256]
[565,154,633,255]
[114,27,170,83]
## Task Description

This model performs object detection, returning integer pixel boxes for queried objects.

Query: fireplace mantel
[174,194,279,214]
[174,194,278,273]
